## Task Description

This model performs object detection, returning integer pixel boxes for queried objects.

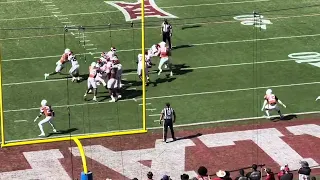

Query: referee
[159,103,176,142]
[161,19,173,49]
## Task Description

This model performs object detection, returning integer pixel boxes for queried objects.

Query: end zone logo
[105,0,178,21]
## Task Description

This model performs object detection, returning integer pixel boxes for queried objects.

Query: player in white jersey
[84,62,99,101]
[137,53,150,85]
[147,43,160,67]
[115,64,123,99]
[44,48,72,80]
[107,66,118,102]
[68,54,81,82]
[95,58,109,87]
[101,47,117,61]
[149,43,160,57]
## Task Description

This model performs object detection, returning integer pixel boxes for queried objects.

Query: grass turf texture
[1,0,320,142]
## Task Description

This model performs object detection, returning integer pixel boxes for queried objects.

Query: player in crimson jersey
[158,42,173,76]
[261,89,286,119]
[33,100,57,137]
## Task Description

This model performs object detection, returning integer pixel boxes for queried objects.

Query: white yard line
[5,110,320,143]
[149,114,160,117]
[0,0,37,3]
[0,0,268,21]
[14,120,28,122]
[163,0,269,8]
[4,33,320,62]
[139,103,151,106]
[2,58,292,86]
[4,81,320,113]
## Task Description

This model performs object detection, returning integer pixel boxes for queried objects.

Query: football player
[137,53,150,85]
[68,54,81,82]
[34,99,57,137]
[107,65,119,102]
[44,48,72,80]
[101,47,117,61]
[261,89,286,119]
[158,42,173,76]
[84,62,99,101]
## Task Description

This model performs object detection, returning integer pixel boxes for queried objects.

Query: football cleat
[44,73,49,80]
[38,133,45,137]
[53,129,57,133]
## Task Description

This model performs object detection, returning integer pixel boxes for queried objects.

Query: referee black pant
[163,119,175,141]
[162,32,172,49]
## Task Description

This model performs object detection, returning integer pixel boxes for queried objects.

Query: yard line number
[288,52,320,68]
[233,14,272,30]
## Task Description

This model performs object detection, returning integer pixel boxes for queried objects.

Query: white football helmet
[266,89,272,95]
[91,62,97,67]
[159,41,166,47]
[111,47,117,52]
[64,48,71,54]
[41,99,47,106]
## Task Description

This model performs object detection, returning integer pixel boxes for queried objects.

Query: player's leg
[168,121,175,140]
[264,104,271,118]
[48,119,57,132]
[69,65,80,82]
[84,79,93,100]
[116,79,122,99]
[158,57,168,75]
[107,79,116,102]
[38,117,50,136]
[167,59,173,76]
[45,62,63,80]
[163,120,169,142]
[93,88,97,101]
[275,105,284,119]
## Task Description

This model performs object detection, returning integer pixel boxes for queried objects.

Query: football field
[1,0,320,143]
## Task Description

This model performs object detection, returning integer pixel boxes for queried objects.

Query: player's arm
[169,24,173,36]
[173,110,176,123]
[34,111,43,122]
[276,96,286,108]
[261,99,267,111]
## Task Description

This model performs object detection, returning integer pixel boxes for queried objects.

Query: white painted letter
[199,128,318,170]
[0,149,71,180]
[71,139,196,180]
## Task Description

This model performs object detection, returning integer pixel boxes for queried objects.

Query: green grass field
[1,0,320,142]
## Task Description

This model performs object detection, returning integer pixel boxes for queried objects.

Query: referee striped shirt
[162,107,174,120]
[161,22,172,33]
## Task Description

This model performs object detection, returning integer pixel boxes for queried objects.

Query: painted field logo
[234,14,272,30]
[288,52,320,68]
[105,0,178,22]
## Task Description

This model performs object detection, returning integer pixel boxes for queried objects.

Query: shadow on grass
[181,24,202,30]
[47,128,78,137]
[271,114,298,122]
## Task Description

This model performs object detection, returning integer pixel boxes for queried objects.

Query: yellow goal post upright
[141,0,148,132]
[0,44,4,147]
